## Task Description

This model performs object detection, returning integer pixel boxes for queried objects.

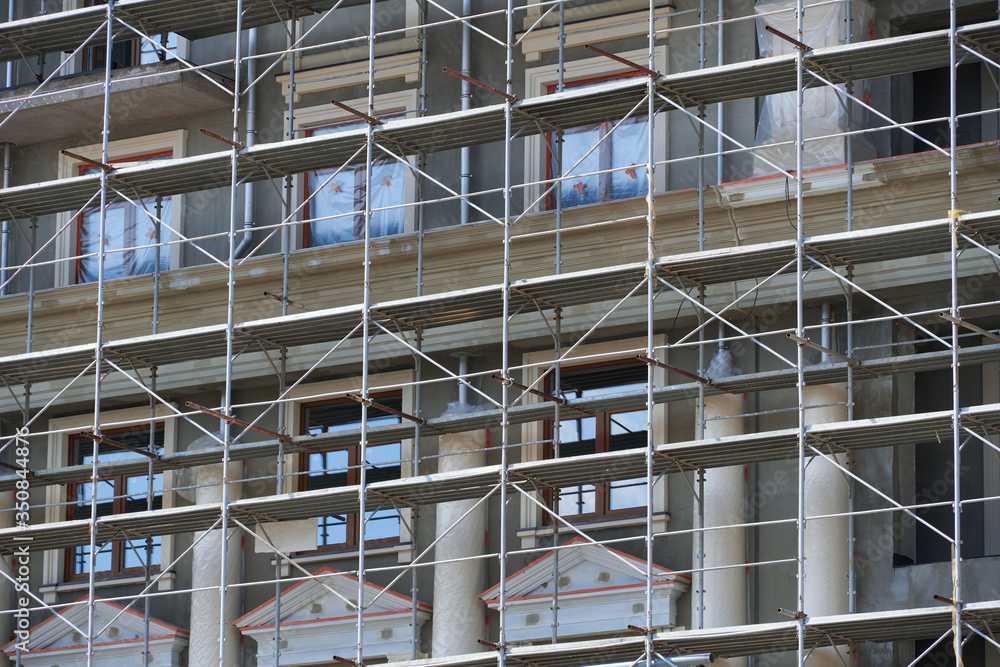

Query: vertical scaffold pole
[644,0,656,664]
[948,2,963,664]
[794,0,806,664]
[220,2,244,665]
[86,2,116,663]
[357,0,378,662]
[498,1,514,665]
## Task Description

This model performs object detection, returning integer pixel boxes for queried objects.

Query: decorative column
[694,362,747,667]
[189,462,243,666]
[432,403,487,657]
[803,382,849,665]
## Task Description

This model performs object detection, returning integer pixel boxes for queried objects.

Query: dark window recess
[913,635,987,666]
[913,365,984,564]
[912,63,982,150]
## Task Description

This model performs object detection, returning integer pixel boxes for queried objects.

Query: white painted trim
[42,405,178,601]
[518,336,669,549]
[522,47,668,214]
[286,90,419,251]
[518,2,673,62]
[277,42,421,103]
[55,130,187,287]
[282,369,416,563]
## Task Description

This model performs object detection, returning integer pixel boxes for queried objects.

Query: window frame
[41,406,178,601]
[63,423,165,582]
[544,72,653,210]
[70,0,188,73]
[56,130,186,287]
[288,91,419,252]
[542,359,654,522]
[297,391,406,552]
[518,336,669,549]
[523,46,668,215]
[281,370,416,565]
[75,149,173,284]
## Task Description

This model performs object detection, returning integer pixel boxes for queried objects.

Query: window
[517,337,668,548]
[523,47,667,213]
[305,116,406,247]
[545,362,649,520]
[41,406,178,601]
[299,394,403,549]
[291,91,418,250]
[77,152,172,283]
[548,75,648,209]
[56,131,186,287]
[82,0,178,71]
[65,425,164,580]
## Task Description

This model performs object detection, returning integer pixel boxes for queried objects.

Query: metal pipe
[948,2,964,663]
[86,2,117,661]
[356,0,378,660]
[794,1,806,665]
[716,0,724,183]
[498,1,514,662]
[1,143,11,296]
[821,302,832,363]
[459,0,472,225]
[554,1,564,275]
[234,27,257,259]
[645,3,656,665]
[458,354,469,404]
[219,2,245,664]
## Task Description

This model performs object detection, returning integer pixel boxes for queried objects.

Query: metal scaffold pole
[498,1,515,665]
[948,2,963,664]
[220,2,245,664]
[357,0,379,662]
[644,2,657,665]
[794,1,806,664]
[86,2,116,663]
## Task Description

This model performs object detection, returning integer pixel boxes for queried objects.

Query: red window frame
[542,360,649,523]
[303,112,406,248]
[545,71,648,210]
[64,424,164,581]
[297,393,404,552]
[76,149,172,284]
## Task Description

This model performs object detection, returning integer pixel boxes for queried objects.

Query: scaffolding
[0,0,998,665]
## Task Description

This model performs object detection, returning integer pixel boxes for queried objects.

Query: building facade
[0,0,998,665]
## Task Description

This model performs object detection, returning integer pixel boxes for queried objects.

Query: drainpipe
[459,0,472,225]
[1,144,10,296]
[1,0,13,297]
[234,27,257,258]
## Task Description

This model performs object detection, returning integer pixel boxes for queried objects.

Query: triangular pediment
[3,595,187,654]
[236,567,431,630]
[480,537,688,602]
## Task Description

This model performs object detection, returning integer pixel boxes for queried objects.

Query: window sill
[274,542,413,575]
[518,513,669,549]
[42,571,175,603]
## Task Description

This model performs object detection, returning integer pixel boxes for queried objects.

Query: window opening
[66,424,164,580]
[545,362,649,521]
[299,394,403,549]
[305,115,406,246]
[77,151,172,283]
[547,74,648,209]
